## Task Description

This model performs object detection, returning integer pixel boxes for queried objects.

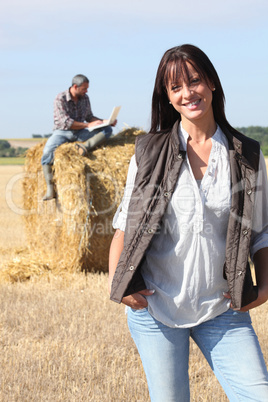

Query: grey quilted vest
[110,120,260,309]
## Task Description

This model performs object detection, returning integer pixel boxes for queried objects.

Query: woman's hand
[224,288,268,312]
[122,289,155,310]
[224,248,268,312]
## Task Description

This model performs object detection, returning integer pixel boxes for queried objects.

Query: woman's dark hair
[150,44,234,134]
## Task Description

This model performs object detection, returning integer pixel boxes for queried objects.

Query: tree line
[0,140,28,157]
[236,126,268,156]
[1,126,268,157]
[32,134,52,138]
[31,126,268,156]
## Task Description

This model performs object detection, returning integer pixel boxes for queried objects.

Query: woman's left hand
[224,248,268,312]
[224,288,268,312]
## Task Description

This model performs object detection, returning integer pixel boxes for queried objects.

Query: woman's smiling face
[166,62,215,127]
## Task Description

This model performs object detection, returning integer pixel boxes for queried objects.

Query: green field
[0,157,25,166]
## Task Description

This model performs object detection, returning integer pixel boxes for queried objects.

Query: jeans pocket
[131,307,148,313]
[230,308,249,314]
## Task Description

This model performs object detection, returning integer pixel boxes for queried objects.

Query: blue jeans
[41,126,113,165]
[128,308,268,401]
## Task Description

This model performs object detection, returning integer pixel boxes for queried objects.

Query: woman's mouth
[184,99,201,108]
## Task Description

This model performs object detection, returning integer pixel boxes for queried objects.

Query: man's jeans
[128,307,268,401]
[41,126,113,165]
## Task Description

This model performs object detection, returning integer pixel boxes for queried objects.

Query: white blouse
[113,124,268,328]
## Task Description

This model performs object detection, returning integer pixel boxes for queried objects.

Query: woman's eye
[171,85,181,92]
[191,78,200,85]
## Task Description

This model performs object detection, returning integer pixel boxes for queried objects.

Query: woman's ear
[210,82,216,91]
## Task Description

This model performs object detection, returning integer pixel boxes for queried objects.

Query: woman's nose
[182,83,191,97]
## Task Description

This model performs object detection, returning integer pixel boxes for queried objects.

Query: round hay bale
[21,128,144,274]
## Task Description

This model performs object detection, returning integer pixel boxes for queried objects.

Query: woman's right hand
[109,229,155,310]
[122,289,155,310]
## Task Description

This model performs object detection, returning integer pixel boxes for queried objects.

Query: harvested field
[0,149,267,401]
[0,165,26,266]
[7,139,42,149]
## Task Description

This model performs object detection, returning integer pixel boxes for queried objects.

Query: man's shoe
[75,143,88,156]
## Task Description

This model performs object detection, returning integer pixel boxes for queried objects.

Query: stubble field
[0,164,267,402]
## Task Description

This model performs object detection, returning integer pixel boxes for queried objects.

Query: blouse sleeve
[250,151,268,259]
[112,154,138,231]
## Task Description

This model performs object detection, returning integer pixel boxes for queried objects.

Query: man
[41,74,117,200]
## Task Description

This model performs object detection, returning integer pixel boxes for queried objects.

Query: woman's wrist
[257,286,268,305]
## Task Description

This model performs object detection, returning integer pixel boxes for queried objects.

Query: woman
[109,44,268,401]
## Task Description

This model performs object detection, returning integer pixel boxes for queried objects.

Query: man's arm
[54,93,104,130]
[54,96,75,130]
[70,117,103,130]
[70,117,117,130]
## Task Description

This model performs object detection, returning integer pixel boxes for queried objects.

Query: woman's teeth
[188,100,200,107]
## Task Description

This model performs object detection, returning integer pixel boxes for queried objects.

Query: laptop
[88,106,121,132]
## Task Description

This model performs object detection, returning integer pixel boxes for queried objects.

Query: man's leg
[192,309,268,401]
[75,126,113,155]
[41,130,77,165]
[127,307,191,402]
[41,130,77,200]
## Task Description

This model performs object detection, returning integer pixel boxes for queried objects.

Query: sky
[1,0,268,139]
